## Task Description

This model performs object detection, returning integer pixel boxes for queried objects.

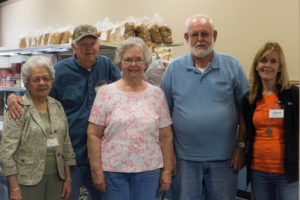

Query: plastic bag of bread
[43,32,50,46]
[61,31,71,44]
[149,24,162,44]
[28,37,32,48]
[94,17,113,42]
[110,25,124,42]
[123,22,135,39]
[19,36,27,48]
[135,24,152,43]
[49,32,64,45]
[32,36,38,47]
[159,25,173,44]
[37,34,43,46]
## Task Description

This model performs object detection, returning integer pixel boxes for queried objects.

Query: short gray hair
[114,37,152,71]
[185,14,214,32]
[21,56,55,88]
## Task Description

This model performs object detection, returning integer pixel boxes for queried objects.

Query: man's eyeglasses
[31,76,52,84]
[122,57,144,65]
[188,31,212,39]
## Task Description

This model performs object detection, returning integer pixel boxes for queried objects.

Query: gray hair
[114,37,152,71]
[21,56,55,87]
[185,14,214,32]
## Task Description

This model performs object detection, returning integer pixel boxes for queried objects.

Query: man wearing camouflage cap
[7,24,121,200]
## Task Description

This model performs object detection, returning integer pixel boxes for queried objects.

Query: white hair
[185,14,214,32]
[21,56,55,88]
[114,37,152,71]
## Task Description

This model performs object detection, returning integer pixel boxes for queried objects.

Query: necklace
[261,95,278,137]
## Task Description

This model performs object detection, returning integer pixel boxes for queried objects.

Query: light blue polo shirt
[160,51,249,161]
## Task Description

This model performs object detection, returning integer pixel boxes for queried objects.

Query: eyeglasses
[188,31,212,39]
[31,76,52,84]
[122,57,145,65]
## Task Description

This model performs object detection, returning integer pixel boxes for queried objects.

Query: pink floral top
[89,83,172,172]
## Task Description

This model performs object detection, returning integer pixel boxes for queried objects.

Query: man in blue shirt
[7,24,121,200]
[160,14,249,200]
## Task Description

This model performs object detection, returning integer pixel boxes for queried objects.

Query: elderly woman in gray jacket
[0,56,76,200]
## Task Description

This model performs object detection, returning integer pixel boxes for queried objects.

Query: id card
[269,109,284,118]
[47,135,59,148]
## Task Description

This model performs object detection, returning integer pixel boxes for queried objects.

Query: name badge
[47,135,59,148]
[269,109,284,118]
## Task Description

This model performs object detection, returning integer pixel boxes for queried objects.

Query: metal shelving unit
[0,41,183,58]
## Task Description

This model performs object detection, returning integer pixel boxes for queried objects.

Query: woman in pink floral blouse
[87,37,174,200]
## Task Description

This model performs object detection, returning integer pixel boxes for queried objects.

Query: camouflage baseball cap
[72,24,98,41]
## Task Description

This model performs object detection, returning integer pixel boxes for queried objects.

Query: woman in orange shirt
[242,42,298,200]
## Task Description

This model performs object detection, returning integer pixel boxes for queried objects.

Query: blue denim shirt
[160,51,249,161]
[50,55,121,165]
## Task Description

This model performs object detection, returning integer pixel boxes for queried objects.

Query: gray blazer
[0,92,76,185]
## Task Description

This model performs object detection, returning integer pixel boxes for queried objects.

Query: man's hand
[7,94,24,119]
[230,146,245,171]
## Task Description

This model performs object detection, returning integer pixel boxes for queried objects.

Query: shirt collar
[184,50,220,70]
[73,55,97,71]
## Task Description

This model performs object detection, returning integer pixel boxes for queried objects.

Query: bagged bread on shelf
[159,25,173,44]
[38,34,43,46]
[56,32,64,44]
[61,31,71,44]
[149,24,162,44]
[135,24,152,43]
[43,32,50,46]
[110,25,124,42]
[105,28,112,42]
[19,37,27,48]
[49,32,64,45]
[95,17,113,42]
[32,36,38,47]
[123,22,135,39]
[28,37,32,48]
[49,33,56,45]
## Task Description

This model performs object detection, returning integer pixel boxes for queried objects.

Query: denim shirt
[50,55,121,165]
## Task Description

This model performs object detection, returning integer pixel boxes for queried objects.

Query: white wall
[0,0,299,81]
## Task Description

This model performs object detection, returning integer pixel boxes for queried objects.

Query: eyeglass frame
[122,57,145,65]
[30,76,52,84]
[188,31,213,40]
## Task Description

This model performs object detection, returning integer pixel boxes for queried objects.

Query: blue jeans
[172,158,238,200]
[69,165,102,200]
[251,169,299,200]
[102,169,160,200]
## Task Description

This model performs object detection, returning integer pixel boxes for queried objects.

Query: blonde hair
[249,42,290,104]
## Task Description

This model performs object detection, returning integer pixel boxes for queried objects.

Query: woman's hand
[9,186,22,200]
[160,171,172,192]
[92,172,107,193]
[62,179,72,200]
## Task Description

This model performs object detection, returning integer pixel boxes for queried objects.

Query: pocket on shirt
[210,81,232,101]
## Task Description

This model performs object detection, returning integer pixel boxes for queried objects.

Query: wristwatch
[237,142,246,149]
